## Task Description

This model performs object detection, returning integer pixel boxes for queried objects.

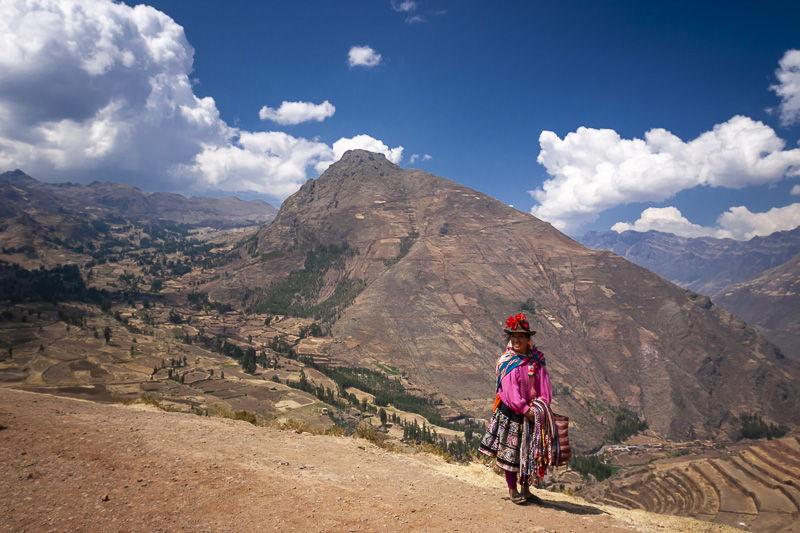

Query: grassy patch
[356,424,401,453]
[254,238,365,326]
[375,363,400,375]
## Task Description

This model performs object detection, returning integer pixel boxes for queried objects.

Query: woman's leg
[506,470,526,503]
[505,470,517,490]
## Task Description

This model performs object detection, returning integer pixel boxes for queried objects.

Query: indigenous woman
[479,313,552,505]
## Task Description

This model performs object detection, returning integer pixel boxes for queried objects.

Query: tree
[220,370,225,379]
[103,326,112,344]
[379,408,387,427]
[242,347,257,374]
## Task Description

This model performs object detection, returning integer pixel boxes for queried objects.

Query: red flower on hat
[505,313,528,330]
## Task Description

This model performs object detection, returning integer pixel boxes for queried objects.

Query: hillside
[581,434,800,532]
[714,252,800,362]
[0,387,737,533]
[580,229,800,361]
[209,150,800,451]
[579,228,800,299]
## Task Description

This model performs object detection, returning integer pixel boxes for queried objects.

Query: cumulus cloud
[182,132,334,197]
[612,204,800,240]
[717,203,800,240]
[792,184,800,195]
[258,100,335,125]
[348,46,382,68]
[0,0,400,202]
[611,207,733,239]
[530,116,800,233]
[771,49,800,126]
[0,0,233,185]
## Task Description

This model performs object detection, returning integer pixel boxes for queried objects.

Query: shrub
[569,455,613,482]
[607,408,648,443]
[233,410,260,425]
[738,412,789,440]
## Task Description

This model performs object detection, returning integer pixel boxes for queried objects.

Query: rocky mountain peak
[333,149,401,172]
[224,151,800,450]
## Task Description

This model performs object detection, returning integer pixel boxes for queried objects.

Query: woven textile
[478,401,524,472]
[519,398,560,485]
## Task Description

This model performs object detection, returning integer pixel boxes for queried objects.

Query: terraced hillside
[581,436,800,532]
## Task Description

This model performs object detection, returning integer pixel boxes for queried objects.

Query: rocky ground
[0,388,739,533]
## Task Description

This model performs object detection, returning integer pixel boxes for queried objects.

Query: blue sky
[1,1,799,239]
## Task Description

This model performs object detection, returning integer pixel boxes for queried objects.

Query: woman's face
[510,333,529,353]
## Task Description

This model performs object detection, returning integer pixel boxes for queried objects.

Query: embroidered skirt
[478,401,524,472]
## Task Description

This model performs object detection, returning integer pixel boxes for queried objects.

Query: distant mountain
[0,169,277,228]
[208,150,800,450]
[714,252,800,362]
[579,228,800,297]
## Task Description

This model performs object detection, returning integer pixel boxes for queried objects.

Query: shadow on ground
[538,499,606,515]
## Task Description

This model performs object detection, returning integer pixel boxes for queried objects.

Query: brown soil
[0,388,738,533]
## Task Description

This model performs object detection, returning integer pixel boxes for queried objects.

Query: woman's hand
[524,410,537,421]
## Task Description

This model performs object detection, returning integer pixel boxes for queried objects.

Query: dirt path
[0,388,737,532]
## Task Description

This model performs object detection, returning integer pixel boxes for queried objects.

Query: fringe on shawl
[519,398,562,485]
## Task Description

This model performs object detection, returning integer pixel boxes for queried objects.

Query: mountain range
[205,150,800,450]
[0,169,277,228]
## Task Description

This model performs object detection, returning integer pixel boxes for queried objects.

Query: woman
[479,313,552,504]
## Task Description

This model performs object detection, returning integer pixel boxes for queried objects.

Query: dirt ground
[0,388,739,533]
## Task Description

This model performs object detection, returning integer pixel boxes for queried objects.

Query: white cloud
[0,0,401,203]
[0,0,229,189]
[792,184,800,195]
[611,207,732,239]
[182,132,334,197]
[405,15,425,24]
[348,46,382,68]
[409,153,432,164]
[613,204,800,240]
[530,116,800,233]
[716,203,800,240]
[391,1,418,12]
[771,49,800,126]
[258,100,335,125]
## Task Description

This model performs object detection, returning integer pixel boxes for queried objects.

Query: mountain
[580,228,800,361]
[209,150,800,451]
[714,252,800,362]
[579,228,800,298]
[0,169,278,228]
